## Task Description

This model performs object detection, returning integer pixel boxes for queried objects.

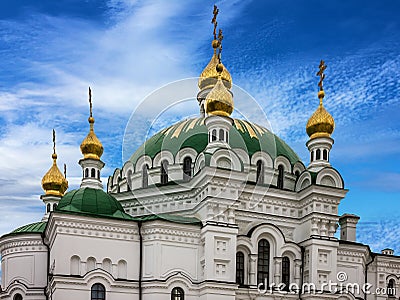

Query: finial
[212,5,219,40]
[316,60,327,104]
[89,87,93,118]
[52,129,57,160]
[52,129,56,154]
[64,164,67,179]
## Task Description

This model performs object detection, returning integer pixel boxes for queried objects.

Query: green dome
[130,117,301,166]
[57,188,133,220]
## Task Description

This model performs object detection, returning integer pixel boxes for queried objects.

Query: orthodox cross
[316,60,327,91]
[212,5,219,40]
[52,129,56,155]
[89,87,93,117]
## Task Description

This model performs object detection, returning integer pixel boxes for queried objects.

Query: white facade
[1,120,400,300]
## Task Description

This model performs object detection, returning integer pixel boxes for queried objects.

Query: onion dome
[80,87,104,160]
[205,63,234,117]
[42,130,68,196]
[198,39,232,91]
[306,90,335,139]
[306,60,335,139]
[57,187,132,220]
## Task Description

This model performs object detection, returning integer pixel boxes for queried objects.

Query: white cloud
[357,219,400,254]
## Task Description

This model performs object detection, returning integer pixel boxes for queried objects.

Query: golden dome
[80,88,104,160]
[80,117,104,160]
[198,40,232,91]
[205,63,234,117]
[42,130,68,196]
[306,90,335,139]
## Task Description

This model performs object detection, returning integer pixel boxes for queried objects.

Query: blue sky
[0,0,399,253]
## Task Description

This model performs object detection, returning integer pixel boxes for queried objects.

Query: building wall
[0,235,47,300]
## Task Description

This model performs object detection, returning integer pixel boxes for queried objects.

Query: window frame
[257,239,270,288]
[277,165,284,189]
[13,294,23,300]
[183,157,192,181]
[236,251,245,286]
[171,287,185,300]
[316,149,321,160]
[256,160,264,184]
[388,278,396,297]
[161,160,169,184]
[142,164,149,188]
[91,283,106,300]
[281,256,290,291]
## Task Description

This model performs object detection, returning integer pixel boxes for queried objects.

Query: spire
[205,29,234,117]
[41,129,68,196]
[306,60,335,139]
[198,5,232,91]
[80,87,104,160]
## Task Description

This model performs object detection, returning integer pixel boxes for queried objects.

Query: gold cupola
[306,60,335,139]
[42,129,68,196]
[205,62,234,117]
[198,5,232,91]
[80,87,104,160]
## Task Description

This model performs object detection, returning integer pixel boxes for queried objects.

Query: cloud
[357,219,400,254]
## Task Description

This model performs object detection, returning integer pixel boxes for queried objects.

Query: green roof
[57,188,133,220]
[0,221,48,238]
[129,117,301,166]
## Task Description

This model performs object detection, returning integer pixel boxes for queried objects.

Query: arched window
[142,164,149,188]
[282,256,290,291]
[257,239,270,288]
[117,259,127,279]
[13,294,23,300]
[102,258,112,273]
[236,251,245,285]
[219,129,225,141]
[70,255,80,275]
[277,165,284,189]
[53,203,57,211]
[85,168,89,178]
[212,129,217,142]
[256,160,264,184]
[87,257,96,272]
[47,203,51,213]
[311,151,314,162]
[226,131,229,143]
[388,279,395,297]
[171,287,184,300]
[316,149,321,160]
[161,160,168,184]
[91,168,96,178]
[323,149,328,160]
[295,170,300,178]
[91,283,105,300]
[183,157,192,181]
[97,170,100,180]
